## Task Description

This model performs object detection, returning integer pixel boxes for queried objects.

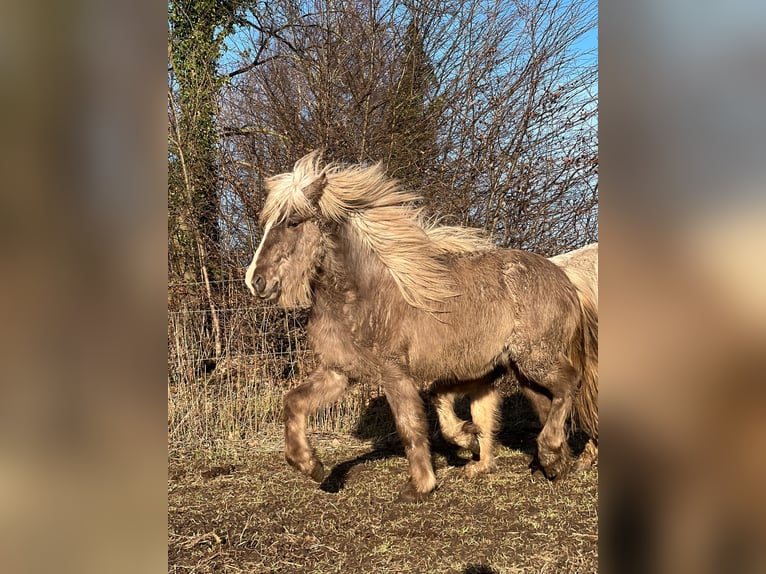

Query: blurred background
[600,1,766,572]
[1,0,765,572]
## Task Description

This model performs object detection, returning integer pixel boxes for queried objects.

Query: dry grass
[168,436,598,573]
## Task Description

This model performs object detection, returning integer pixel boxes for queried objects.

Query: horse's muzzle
[253,275,280,301]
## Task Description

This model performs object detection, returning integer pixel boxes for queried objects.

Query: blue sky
[218,1,598,77]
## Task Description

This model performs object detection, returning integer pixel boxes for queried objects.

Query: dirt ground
[168,394,598,573]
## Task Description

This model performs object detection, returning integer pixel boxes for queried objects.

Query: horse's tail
[570,273,599,440]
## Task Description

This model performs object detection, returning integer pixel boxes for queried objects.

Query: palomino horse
[246,152,598,501]
[433,243,598,472]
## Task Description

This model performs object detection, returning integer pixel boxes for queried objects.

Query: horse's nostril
[254,275,266,293]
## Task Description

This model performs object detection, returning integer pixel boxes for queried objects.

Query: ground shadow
[320,449,395,493]
[494,389,540,456]
[353,393,474,465]
[463,565,500,574]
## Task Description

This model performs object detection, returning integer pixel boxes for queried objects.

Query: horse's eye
[286,220,301,229]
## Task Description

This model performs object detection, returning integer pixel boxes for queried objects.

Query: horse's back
[437,247,582,331]
[404,248,582,382]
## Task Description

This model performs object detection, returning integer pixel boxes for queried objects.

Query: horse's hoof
[573,443,597,473]
[538,443,571,482]
[531,467,547,482]
[542,461,569,482]
[308,460,326,483]
[285,453,326,482]
[396,481,433,503]
[459,421,481,455]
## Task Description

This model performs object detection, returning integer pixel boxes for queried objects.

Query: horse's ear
[303,173,327,208]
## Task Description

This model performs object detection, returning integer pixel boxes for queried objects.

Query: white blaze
[245,222,272,295]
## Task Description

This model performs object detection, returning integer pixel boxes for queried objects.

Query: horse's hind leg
[519,383,552,427]
[519,377,597,472]
[432,390,481,455]
[382,365,436,502]
[464,384,501,478]
[524,356,578,480]
[283,367,348,483]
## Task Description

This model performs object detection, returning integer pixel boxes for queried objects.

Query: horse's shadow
[323,385,582,493]
[321,392,467,493]
[320,448,394,493]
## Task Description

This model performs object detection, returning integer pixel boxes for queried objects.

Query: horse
[549,243,598,470]
[245,151,598,502]
[431,243,598,472]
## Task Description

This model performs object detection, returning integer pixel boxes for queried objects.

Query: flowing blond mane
[261,151,492,310]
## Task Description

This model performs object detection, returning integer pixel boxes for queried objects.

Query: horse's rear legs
[463,385,501,478]
[432,391,481,455]
[283,367,348,483]
[432,380,500,478]
[527,358,578,480]
[521,380,597,473]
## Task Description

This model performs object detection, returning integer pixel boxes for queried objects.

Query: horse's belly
[407,336,508,383]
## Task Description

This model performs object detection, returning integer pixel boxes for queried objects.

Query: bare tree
[168,0,320,364]
[218,0,596,256]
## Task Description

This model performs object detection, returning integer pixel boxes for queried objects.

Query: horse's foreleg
[283,367,348,483]
[382,366,436,502]
[432,390,481,454]
[464,384,501,478]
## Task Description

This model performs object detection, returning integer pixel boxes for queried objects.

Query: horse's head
[245,173,327,308]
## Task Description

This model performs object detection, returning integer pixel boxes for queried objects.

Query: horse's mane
[262,151,492,310]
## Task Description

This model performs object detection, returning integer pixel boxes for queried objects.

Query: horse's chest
[306,313,376,375]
